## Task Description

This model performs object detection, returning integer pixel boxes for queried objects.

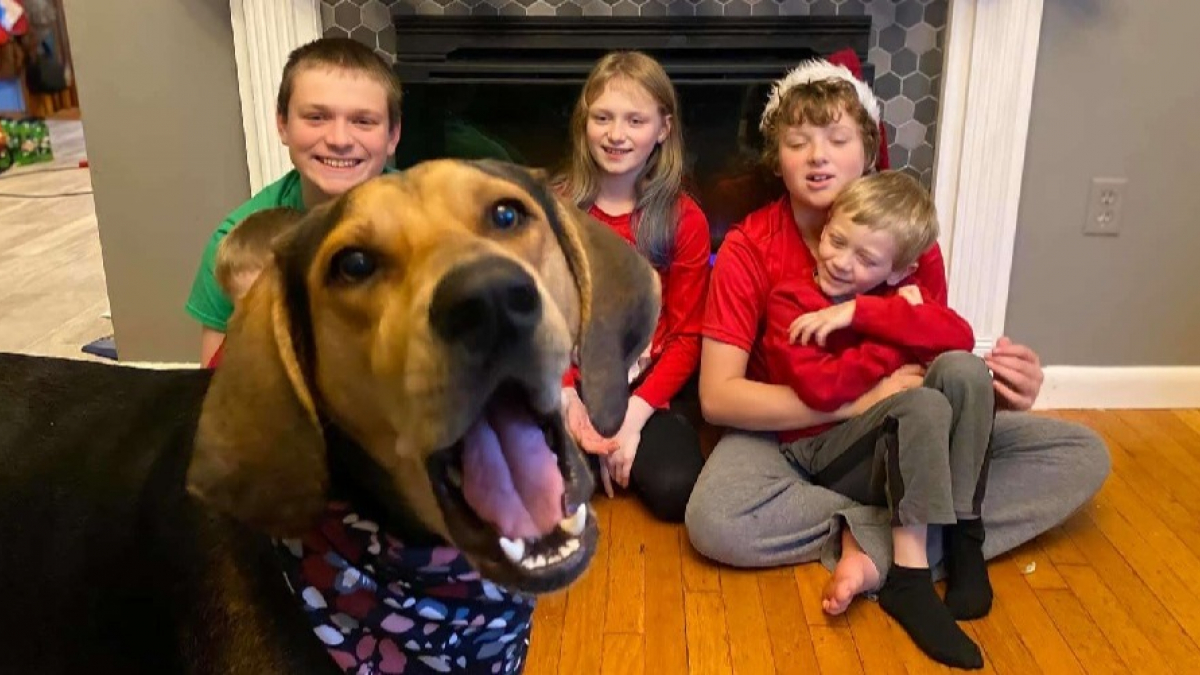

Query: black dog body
[0,354,337,674]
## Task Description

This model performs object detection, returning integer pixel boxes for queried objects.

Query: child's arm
[766,328,911,413]
[851,289,975,362]
[765,288,910,413]
[849,243,974,361]
[630,200,712,409]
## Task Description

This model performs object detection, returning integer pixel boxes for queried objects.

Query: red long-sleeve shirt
[762,274,975,439]
[563,195,712,409]
[703,196,954,439]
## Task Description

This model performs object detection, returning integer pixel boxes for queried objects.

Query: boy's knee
[1067,423,1111,497]
[928,351,992,387]
[893,386,953,422]
[684,492,753,566]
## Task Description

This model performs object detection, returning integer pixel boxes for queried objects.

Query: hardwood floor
[530,410,1200,674]
[0,118,110,361]
[4,119,1193,674]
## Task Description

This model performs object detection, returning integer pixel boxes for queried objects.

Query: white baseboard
[115,361,202,370]
[1035,366,1200,410]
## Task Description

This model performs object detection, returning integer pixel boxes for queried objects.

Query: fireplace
[390,17,871,249]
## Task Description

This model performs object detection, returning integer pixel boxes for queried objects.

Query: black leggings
[627,409,705,522]
[589,397,704,523]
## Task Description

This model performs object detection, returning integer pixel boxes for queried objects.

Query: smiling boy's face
[276,67,401,208]
[815,209,912,298]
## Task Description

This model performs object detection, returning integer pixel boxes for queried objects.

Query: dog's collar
[276,502,534,673]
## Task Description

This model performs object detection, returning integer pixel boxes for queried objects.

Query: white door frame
[230,0,1043,350]
[229,0,323,193]
[933,0,1044,353]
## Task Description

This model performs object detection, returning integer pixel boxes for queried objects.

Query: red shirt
[703,197,951,436]
[564,195,712,409]
[207,342,224,369]
[763,274,974,439]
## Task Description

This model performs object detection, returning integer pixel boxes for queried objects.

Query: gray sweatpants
[780,352,994,528]
[685,367,1111,581]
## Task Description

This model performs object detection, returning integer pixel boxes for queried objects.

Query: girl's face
[585,79,671,184]
[777,108,867,214]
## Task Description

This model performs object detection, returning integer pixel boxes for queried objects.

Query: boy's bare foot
[821,538,881,615]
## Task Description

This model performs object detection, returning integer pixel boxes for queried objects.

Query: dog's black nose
[430,257,541,359]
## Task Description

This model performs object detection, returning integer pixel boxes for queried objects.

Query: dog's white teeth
[446,464,463,489]
[499,536,526,564]
[558,505,587,537]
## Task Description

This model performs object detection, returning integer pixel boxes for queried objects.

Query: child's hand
[561,388,618,455]
[984,336,1044,411]
[788,301,856,346]
[897,285,923,306]
[843,364,925,417]
[603,427,640,492]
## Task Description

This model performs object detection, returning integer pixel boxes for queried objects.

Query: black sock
[878,565,983,670]
[944,518,993,619]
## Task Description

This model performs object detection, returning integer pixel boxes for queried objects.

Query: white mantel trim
[230,0,323,194]
[934,0,1045,348]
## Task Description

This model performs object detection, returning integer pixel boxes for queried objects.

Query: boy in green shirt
[186,37,402,364]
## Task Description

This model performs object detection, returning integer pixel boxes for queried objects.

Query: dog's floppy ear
[554,199,661,436]
[187,224,329,537]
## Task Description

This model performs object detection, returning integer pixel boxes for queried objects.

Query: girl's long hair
[554,51,684,268]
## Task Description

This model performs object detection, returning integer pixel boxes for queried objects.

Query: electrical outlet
[1083,177,1127,236]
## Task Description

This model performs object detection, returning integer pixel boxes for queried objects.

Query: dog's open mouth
[427,381,597,593]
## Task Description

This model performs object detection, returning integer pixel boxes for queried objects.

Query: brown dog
[0,159,660,673]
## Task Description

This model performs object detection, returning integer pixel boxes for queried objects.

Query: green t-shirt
[184,170,305,332]
[185,167,397,332]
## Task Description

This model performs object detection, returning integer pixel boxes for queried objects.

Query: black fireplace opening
[391,17,872,250]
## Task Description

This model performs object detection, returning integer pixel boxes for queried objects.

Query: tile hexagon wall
[322,0,946,185]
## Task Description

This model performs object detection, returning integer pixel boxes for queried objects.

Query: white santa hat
[759,58,882,133]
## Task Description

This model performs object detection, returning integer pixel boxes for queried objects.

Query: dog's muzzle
[429,257,541,364]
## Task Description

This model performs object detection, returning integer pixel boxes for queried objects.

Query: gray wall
[63,0,249,362]
[1007,0,1200,366]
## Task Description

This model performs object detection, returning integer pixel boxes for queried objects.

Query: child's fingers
[991,377,1030,410]
[598,461,614,498]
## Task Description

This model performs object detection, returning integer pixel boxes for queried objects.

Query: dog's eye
[489,199,526,231]
[331,248,377,283]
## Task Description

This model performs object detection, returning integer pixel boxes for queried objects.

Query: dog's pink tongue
[460,400,565,541]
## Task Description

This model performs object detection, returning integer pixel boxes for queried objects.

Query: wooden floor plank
[559,499,614,675]
[1003,540,1068,590]
[986,558,1083,675]
[720,568,777,675]
[1057,563,1175,675]
[1063,504,1200,671]
[1092,473,1200,599]
[605,495,646,635]
[600,634,645,675]
[1089,410,1200,514]
[756,567,821,675]
[681,532,721,594]
[642,519,688,675]
[527,589,568,674]
[1136,410,1200,461]
[1172,409,1200,442]
[809,626,864,675]
[1036,588,1127,675]
[843,601,908,675]
[966,591,1041,675]
[1072,411,1200,560]
[1079,501,1200,648]
[684,592,733,675]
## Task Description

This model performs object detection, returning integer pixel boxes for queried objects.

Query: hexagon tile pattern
[322,0,947,186]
